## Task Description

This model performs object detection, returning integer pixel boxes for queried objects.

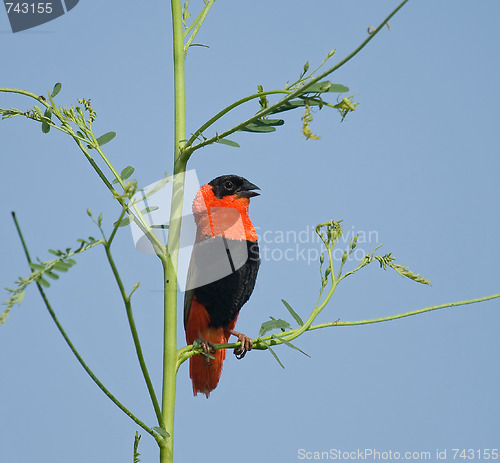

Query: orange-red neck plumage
[192,184,258,242]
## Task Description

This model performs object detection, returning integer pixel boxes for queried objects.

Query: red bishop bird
[184,175,260,397]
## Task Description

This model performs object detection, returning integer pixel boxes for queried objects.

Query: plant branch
[103,239,164,428]
[10,213,162,444]
[180,0,409,162]
[183,89,291,150]
[178,292,500,364]
[0,87,166,256]
[184,0,216,52]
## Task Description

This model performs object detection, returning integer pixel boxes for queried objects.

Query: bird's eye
[224,181,234,190]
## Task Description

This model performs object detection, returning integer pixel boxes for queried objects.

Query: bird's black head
[208,175,260,199]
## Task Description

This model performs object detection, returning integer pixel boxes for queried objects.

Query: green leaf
[259,119,284,126]
[215,138,240,148]
[51,82,62,98]
[29,263,45,271]
[140,206,159,214]
[275,335,311,358]
[33,105,44,118]
[302,80,333,93]
[268,99,321,115]
[95,131,116,146]
[45,271,59,280]
[281,299,304,326]
[48,249,63,256]
[327,84,349,93]
[37,276,50,288]
[264,343,285,369]
[120,166,135,180]
[41,107,52,134]
[240,123,275,133]
[152,427,170,438]
[240,119,284,133]
[112,166,135,184]
[76,131,85,139]
[114,216,133,228]
[133,432,141,463]
[52,261,72,272]
[299,81,349,94]
[259,318,291,337]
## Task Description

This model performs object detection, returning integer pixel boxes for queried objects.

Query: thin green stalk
[184,89,291,148]
[184,0,216,52]
[0,87,165,255]
[11,213,161,443]
[103,242,164,428]
[308,292,500,330]
[180,0,409,161]
[178,292,500,362]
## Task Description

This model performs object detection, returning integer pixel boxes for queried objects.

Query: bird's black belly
[193,239,259,327]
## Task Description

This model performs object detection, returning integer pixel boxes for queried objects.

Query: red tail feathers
[186,298,236,398]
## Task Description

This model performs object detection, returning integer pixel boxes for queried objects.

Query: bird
[184,174,260,397]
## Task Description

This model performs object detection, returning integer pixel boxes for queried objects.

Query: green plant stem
[178,292,500,364]
[0,88,119,197]
[103,242,164,428]
[0,87,165,255]
[184,89,290,149]
[180,0,409,161]
[184,0,216,52]
[307,292,500,330]
[159,2,188,462]
[10,213,161,444]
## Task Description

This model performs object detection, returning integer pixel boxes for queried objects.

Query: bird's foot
[230,330,253,359]
[194,338,216,365]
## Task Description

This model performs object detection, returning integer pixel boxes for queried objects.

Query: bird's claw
[194,338,216,365]
[230,330,253,359]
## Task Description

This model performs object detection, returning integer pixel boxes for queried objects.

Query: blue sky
[1,1,499,462]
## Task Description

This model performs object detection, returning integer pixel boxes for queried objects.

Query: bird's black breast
[186,239,260,328]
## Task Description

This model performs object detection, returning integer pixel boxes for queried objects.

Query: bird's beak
[236,180,260,198]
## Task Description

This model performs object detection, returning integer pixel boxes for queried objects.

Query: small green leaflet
[152,427,170,438]
[239,119,284,133]
[300,81,349,94]
[215,138,240,148]
[95,131,116,146]
[51,82,62,98]
[114,215,133,228]
[263,343,285,369]
[268,99,321,115]
[327,84,350,93]
[45,271,59,280]
[133,432,141,463]
[273,335,311,358]
[259,318,291,337]
[112,166,135,184]
[29,263,45,272]
[33,106,44,118]
[140,206,159,214]
[281,299,304,326]
[37,276,50,288]
[41,107,52,133]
